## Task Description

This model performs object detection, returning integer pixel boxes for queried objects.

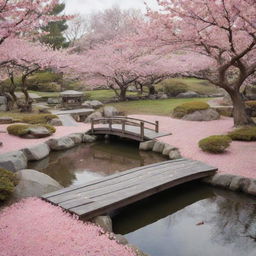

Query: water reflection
[113,183,256,256]
[28,138,167,187]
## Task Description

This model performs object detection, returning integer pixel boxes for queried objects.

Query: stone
[68,133,83,144]
[211,174,236,188]
[127,244,149,256]
[0,104,7,111]
[0,96,7,105]
[47,136,75,151]
[22,143,50,161]
[26,126,52,138]
[212,106,233,117]
[0,117,13,124]
[82,100,103,109]
[139,140,156,151]
[91,216,113,233]
[103,106,119,118]
[246,180,256,196]
[176,91,199,98]
[109,233,128,245]
[229,176,251,192]
[221,94,233,106]
[149,95,157,100]
[85,111,103,123]
[152,141,165,153]
[182,109,220,121]
[13,169,62,199]
[158,93,168,99]
[162,144,177,156]
[49,118,63,126]
[0,151,27,172]
[83,134,97,143]
[169,149,182,160]
[47,97,60,104]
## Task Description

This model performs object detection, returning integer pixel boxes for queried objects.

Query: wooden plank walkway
[90,124,170,141]
[42,159,217,219]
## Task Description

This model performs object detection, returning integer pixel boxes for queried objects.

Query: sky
[64,0,158,15]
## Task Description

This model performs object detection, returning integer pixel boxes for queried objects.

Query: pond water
[113,182,256,256]
[28,138,167,187]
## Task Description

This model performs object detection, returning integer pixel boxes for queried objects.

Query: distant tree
[40,2,69,49]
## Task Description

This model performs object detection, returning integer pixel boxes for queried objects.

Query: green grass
[157,78,219,95]
[106,98,210,116]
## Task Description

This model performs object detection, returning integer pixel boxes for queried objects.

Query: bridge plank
[42,159,217,219]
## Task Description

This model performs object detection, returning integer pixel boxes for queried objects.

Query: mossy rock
[21,114,58,124]
[0,168,17,201]
[199,135,232,153]
[228,126,256,141]
[7,124,56,138]
[173,101,210,118]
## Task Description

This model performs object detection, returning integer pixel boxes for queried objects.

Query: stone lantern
[60,90,84,109]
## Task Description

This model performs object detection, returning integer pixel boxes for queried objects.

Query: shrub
[0,168,17,201]
[28,82,61,92]
[7,124,56,137]
[245,101,256,117]
[162,81,188,97]
[199,135,232,153]
[21,114,58,124]
[228,126,256,141]
[27,71,62,85]
[172,101,210,118]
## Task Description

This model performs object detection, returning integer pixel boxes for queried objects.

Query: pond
[28,138,167,187]
[113,182,256,256]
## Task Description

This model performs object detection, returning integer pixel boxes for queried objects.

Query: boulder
[169,149,182,160]
[158,93,168,99]
[139,140,156,151]
[85,111,103,123]
[82,100,103,109]
[0,151,27,172]
[48,118,63,126]
[47,97,60,104]
[68,133,83,144]
[83,134,97,143]
[162,144,177,156]
[22,143,50,161]
[0,117,13,124]
[207,174,236,188]
[176,91,199,98]
[47,136,75,151]
[109,233,128,245]
[182,109,220,121]
[152,141,165,153]
[13,169,62,199]
[221,94,233,106]
[246,180,256,196]
[127,244,149,256]
[103,106,119,118]
[245,84,256,100]
[229,176,251,192]
[212,106,233,117]
[91,215,113,233]
[26,126,52,138]
[149,95,157,100]
[0,96,7,111]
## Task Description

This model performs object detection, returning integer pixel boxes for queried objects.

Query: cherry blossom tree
[0,0,70,45]
[142,0,256,126]
[0,38,73,111]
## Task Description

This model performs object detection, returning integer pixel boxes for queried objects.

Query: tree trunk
[229,90,254,126]
[119,87,127,101]
[148,85,156,95]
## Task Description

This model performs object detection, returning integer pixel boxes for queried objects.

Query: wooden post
[122,119,125,133]
[109,119,112,131]
[155,121,159,133]
[140,121,144,140]
[91,119,94,133]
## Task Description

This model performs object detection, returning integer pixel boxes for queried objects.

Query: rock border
[0,133,97,172]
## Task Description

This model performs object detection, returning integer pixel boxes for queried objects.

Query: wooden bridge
[87,116,170,142]
[42,158,217,219]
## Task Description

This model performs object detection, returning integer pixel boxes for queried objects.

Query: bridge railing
[91,116,159,140]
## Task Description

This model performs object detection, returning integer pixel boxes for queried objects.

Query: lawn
[106,98,210,116]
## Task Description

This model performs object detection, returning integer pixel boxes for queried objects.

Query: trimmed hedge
[163,81,188,97]
[199,135,232,153]
[7,124,56,137]
[228,126,256,141]
[173,101,210,118]
[0,168,18,201]
[21,114,58,124]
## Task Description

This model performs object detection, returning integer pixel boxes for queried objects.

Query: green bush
[228,126,256,141]
[7,124,56,137]
[162,81,188,97]
[0,168,17,201]
[173,101,210,118]
[21,114,58,124]
[28,82,61,92]
[27,71,62,85]
[199,135,232,153]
